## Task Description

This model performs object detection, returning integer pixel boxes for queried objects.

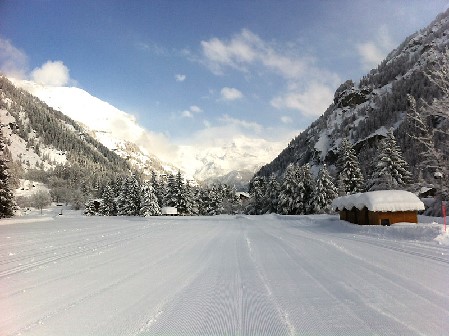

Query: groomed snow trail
[0,214,448,335]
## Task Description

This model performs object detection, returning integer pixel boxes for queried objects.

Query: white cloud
[0,37,28,79]
[0,38,75,87]
[271,82,335,118]
[219,114,262,133]
[356,25,395,71]
[281,116,292,124]
[201,29,307,79]
[175,74,186,82]
[180,105,203,118]
[220,87,243,101]
[200,29,341,118]
[181,114,293,151]
[31,60,71,86]
[189,105,202,113]
[181,110,193,118]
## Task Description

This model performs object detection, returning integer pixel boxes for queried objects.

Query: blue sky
[1,0,448,148]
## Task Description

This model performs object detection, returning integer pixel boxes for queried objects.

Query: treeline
[85,171,243,217]
[246,129,412,215]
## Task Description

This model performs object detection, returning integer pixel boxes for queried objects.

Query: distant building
[161,206,178,216]
[236,192,250,206]
[332,190,425,225]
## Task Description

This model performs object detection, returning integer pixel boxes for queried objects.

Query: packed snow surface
[332,190,425,212]
[0,212,448,335]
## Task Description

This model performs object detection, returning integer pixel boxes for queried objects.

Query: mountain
[178,136,286,188]
[255,9,449,192]
[10,79,284,188]
[0,75,132,195]
[9,79,178,177]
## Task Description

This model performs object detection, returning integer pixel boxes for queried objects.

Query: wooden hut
[332,190,425,225]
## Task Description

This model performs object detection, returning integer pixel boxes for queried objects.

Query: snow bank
[435,227,449,245]
[266,214,443,243]
[332,190,425,212]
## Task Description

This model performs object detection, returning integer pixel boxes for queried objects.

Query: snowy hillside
[10,79,177,177]
[0,76,131,200]
[0,213,447,335]
[256,9,449,189]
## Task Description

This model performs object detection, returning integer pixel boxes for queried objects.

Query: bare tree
[31,190,52,214]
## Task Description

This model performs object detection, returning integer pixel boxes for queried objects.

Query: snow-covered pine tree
[277,163,299,215]
[336,138,365,195]
[199,185,221,216]
[263,173,280,214]
[100,183,117,216]
[369,129,412,191]
[207,184,222,215]
[191,185,202,215]
[84,199,100,216]
[112,176,124,198]
[163,173,178,208]
[221,185,240,214]
[140,181,161,216]
[183,180,197,215]
[0,135,15,218]
[311,164,337,214]
[175,171,188,215]
[198,186,212,216]
[117,174,140,216]
[297,164,315,214]
[247,176,266,215]
[149,171,162,208]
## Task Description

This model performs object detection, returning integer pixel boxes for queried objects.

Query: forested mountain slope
[0,75,131,194]
[255,10,449,192]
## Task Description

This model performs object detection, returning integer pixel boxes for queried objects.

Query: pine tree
[247,176,266,215]
[263,173,280,214]
[311,164,337,214]
[175,171,188,215]
[208,184,223,215]
[221,185,240,214]
[369,129,412,191]
[183,180,196,215]
[139,181,161,216]
[84,199,100,216]
[198,186,212,216]
[163,173,178,208]
[117,174,140,216]
[150,171,164,208]
[100,184,117,216]
[0,135,15,218]
[297,164,315,214]
[336,138,365,195]
[277,163,299,215]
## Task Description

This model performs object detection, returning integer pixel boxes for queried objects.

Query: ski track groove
[279,224,449,312]
[1,215,448,335]
[0,227,151,278]
[7,222,221,336]
[262,223,448,335]
[244,230,296,336]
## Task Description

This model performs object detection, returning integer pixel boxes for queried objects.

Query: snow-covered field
[1,211,448,335]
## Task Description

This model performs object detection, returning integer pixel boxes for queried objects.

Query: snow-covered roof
[161,207,178,215]
[332,190,425,212]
